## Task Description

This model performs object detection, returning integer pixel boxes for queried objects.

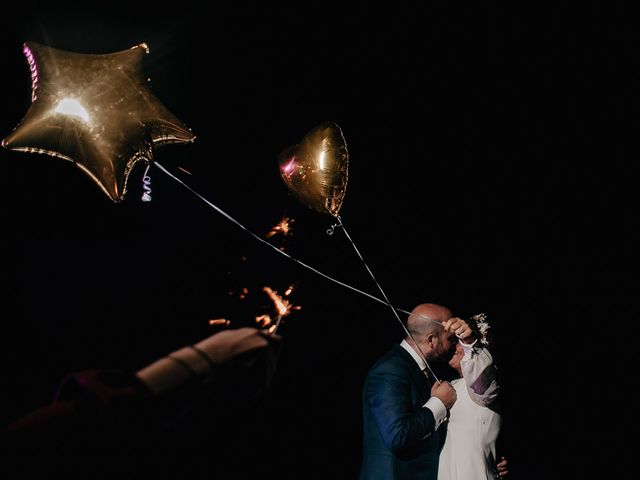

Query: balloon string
[141,164,152,202]
[153,162,437,377]
[336,216,438,381]
[153,162,392,306]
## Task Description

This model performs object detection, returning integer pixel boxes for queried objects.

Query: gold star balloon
[2,42,195,202]
[278,122,349,217]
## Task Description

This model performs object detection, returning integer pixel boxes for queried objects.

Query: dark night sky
[0,2,636,479]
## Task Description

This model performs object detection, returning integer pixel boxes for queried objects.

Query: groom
[358,303,472,480]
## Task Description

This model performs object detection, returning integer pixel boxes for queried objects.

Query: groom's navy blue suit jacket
[359,344,446,480]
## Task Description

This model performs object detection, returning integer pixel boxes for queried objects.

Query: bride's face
[448,342,464,374]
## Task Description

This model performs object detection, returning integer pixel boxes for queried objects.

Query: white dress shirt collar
[400,339,427,371]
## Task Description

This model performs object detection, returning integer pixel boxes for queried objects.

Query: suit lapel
[392,344,431,403]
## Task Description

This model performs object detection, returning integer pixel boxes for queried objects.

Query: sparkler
[261,285,301,335]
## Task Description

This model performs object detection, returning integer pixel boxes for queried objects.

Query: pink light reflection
[281,156,296,175]
[23,44,38,102]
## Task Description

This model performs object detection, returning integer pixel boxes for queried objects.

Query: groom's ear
[425,332,436,348]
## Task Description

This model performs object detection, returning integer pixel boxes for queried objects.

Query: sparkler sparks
[258,285,301,334]
[266,217,294,238]
[230,278,301,334]
[255,314,272,327]
[228,287,249,299]
[209,318,231,327]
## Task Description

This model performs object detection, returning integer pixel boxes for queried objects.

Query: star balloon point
[2,41,195,201]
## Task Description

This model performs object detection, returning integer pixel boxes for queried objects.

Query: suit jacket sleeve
[365,362,438,454]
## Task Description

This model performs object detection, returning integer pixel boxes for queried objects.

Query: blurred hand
[137,327,282,397]
[195,327,282,397]
[195,327,281,366]
[431,380,457,409]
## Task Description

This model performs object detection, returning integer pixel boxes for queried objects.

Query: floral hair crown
[470,313,491,346]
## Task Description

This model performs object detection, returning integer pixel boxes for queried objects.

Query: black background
[0,1,636,479]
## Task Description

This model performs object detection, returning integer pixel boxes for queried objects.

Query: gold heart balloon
[278,122,349,217]
[2,42,195,202]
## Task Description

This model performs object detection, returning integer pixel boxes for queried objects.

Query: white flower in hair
[470,313,491,346]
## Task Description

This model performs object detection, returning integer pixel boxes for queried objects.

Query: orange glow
[177,166,192,175]
[263,286,292,317]
[266,217,294,238]
[209,318,230,326]
[252,285,302,333]
[255,314,272,327]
